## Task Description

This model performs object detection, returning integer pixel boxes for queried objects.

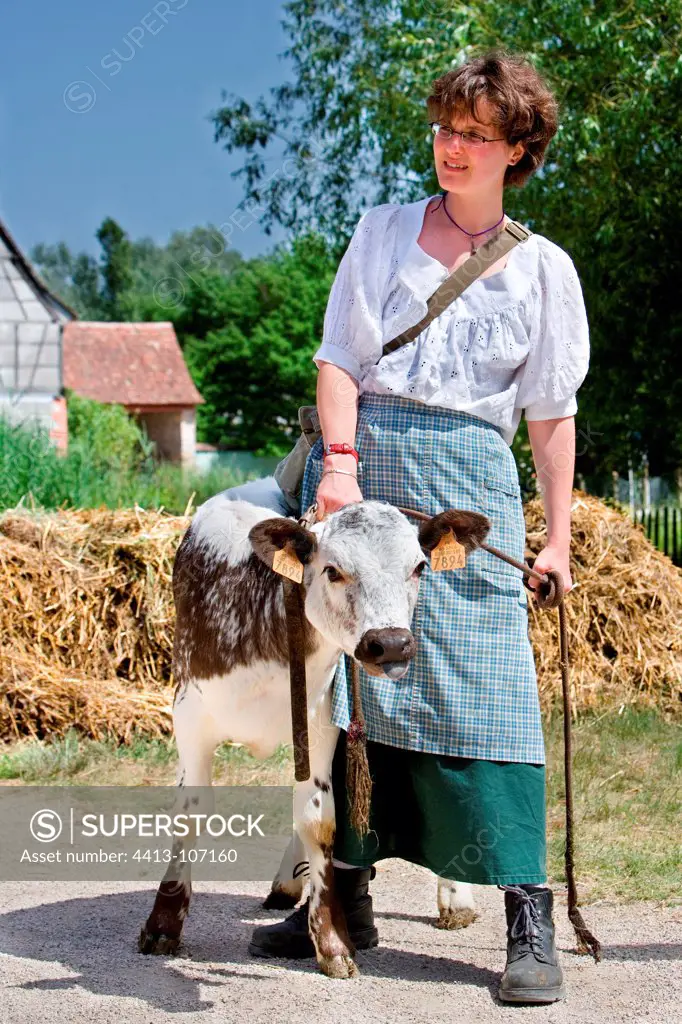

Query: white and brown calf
[139,491,485,977]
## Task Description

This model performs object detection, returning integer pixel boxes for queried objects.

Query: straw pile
[0,506,188,743]
[0,647,172,744]
[526,491,682,718]
[0,493,680,744]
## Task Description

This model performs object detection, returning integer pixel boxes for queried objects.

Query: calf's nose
[354,628,416,665]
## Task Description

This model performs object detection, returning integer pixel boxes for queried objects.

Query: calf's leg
[263,829,308,909]
[294,706,359,979]
[436,878,478,929]
[139,685,217,954]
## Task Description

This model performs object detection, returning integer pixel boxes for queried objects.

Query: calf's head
[249,502,489,680]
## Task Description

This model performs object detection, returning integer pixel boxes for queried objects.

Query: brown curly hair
[426,48,559,189]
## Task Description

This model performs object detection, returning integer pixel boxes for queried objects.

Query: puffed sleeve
[515,240,590,421]
[312,207,389,383]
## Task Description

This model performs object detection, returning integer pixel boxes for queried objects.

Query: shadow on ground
[2,890,679,1014]
[0,890,501,1012]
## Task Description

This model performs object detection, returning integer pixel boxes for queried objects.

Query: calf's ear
[249,518,318,569]
[418,509,490,556]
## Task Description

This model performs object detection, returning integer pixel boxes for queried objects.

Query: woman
[250,49,589,1004]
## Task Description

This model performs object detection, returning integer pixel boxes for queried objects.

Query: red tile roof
[62,321,204,407]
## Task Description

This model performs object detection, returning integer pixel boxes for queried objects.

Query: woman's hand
[315,469,363,518]
[527,544,573,602]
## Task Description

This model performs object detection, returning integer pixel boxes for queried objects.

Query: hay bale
[0,645,173,743]
[526,492,682,717]
[0,506,188,687]
[0,494,680,744]
[0,505,186,743]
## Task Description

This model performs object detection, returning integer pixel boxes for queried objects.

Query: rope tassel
[346,658,372,837]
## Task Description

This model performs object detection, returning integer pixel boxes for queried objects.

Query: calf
[139,492,486,978]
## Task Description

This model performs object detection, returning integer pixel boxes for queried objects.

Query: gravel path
[1,859,680,1023]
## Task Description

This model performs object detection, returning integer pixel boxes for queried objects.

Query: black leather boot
[248,866,379,959]
[498,885,565,1004]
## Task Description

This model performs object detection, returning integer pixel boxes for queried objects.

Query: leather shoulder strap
[381,219,532,357]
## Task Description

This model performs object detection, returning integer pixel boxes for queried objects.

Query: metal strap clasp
[504,220,532,243]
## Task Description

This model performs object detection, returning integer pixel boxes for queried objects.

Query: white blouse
[312,194,590,446]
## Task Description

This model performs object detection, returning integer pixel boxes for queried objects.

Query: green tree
[66,390,152,471]
[96,218,134,320]
[71,251,102,319]
[177,231,336,454]
[30,242,103,319]
[30,223,244,322]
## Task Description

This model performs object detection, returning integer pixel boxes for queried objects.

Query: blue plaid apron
[300,392,545,765]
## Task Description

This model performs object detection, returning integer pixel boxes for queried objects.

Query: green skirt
[332,732,547,886]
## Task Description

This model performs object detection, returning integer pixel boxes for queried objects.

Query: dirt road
[1,859,680,1023]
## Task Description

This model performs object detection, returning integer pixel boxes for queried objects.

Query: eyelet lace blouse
[313,194,590,445]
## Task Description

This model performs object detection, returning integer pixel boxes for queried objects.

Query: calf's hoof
[262,889,300,910]
[138,926,181,955]
[319,953,359,979]
[436,907,479,930]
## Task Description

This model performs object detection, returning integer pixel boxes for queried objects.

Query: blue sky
[1,0,293,262]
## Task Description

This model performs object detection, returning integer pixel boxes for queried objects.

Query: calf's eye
[324,565,344,583]
[412,561,427,578]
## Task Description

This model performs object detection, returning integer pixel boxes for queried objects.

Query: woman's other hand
[527,544,573,602]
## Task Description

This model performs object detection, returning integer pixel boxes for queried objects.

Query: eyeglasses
[429,122,506,147]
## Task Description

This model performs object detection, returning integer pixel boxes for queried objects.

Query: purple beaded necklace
[433,190,505,255]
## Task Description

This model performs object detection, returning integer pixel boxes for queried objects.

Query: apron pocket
[483,457,522,499]
[484,475,521,498]
[474,564,525,594]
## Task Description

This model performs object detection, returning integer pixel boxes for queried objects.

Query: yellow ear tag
[272,547,304,583]
[431,529,466,572]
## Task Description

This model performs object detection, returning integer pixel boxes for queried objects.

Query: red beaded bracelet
[323,442,359,463]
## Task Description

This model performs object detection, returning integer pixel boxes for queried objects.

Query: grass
[0,732,293,787]
[545,708,681,904]
[1,709,679,904]
[0,411,258,515]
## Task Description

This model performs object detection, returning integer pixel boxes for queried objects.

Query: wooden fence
[632,506,682,566]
